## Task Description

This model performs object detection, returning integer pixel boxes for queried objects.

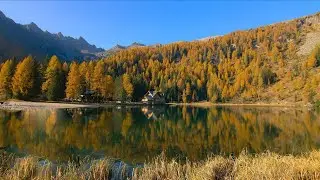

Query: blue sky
[0,1,319,49]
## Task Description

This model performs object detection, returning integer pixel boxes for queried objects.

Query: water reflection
[0,106,320,163]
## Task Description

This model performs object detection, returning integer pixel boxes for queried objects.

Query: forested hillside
[0,12,320,104]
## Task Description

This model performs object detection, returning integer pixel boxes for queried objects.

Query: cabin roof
[144,90,163,98]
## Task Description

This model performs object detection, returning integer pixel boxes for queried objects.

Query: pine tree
[66,62,81,99]
[42,55,64,101]
[132,75,147,101]
[113,76,125,101]
[11,56,36,99]
[0,60,14,99]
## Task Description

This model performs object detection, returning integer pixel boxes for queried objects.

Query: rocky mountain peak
[78,36,88,43]
[56,32,64,39]
[114,44,125,49]
[0,10,6,19]
[24,22,43,33]
[130,42,145,47]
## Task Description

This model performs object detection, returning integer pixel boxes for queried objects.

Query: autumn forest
[0,13,320,104]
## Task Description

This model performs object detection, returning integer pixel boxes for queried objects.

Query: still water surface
[0,106,319,163]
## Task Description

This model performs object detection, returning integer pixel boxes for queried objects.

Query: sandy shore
[0,100,309,111]
[0,100,100,110]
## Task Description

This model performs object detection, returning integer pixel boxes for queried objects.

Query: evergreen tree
[113,76,126,101]
[42,55,64,101]
[132,75,147,101]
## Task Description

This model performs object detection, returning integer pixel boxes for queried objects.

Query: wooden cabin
[80,90,96,102]
[141,90,165,104]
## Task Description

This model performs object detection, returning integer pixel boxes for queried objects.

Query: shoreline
[167,101,307,108]
[0,100,100,110]
[0,100,311,110]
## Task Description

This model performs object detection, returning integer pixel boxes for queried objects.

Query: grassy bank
[1,151,320,180]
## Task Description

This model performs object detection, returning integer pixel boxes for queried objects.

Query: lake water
[0,105,319,163]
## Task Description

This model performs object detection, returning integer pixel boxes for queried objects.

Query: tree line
[0,55,137,101]
[0,15,319,103]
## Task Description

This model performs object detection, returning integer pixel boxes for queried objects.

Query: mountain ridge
[97,42,146,57]
[0,10,104,61]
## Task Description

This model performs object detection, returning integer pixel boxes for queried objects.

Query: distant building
[80,90,96,102]
[142,90,165,104]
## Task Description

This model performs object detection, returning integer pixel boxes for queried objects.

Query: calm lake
[0,105,319,163]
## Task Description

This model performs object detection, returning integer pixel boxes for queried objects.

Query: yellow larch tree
[66,62,81,99]
[86,61,95,90]
[79,61,88,91]
[11,56,36,99]
[92,60,105,98]
[104,75,114,100]
[0,59,14,99]
[122,74,134,100]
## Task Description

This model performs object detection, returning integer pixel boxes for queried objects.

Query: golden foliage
[66,62,82,99]
[0,60,14,99]
[11,56,36,99]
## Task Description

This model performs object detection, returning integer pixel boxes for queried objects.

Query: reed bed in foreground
[1,151,320,180]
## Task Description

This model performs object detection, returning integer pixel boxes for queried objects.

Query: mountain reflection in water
[0,106,319,163]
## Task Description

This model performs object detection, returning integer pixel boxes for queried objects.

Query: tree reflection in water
[0,106,319,163]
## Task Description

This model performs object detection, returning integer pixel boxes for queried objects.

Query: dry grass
[1,151,320,180]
